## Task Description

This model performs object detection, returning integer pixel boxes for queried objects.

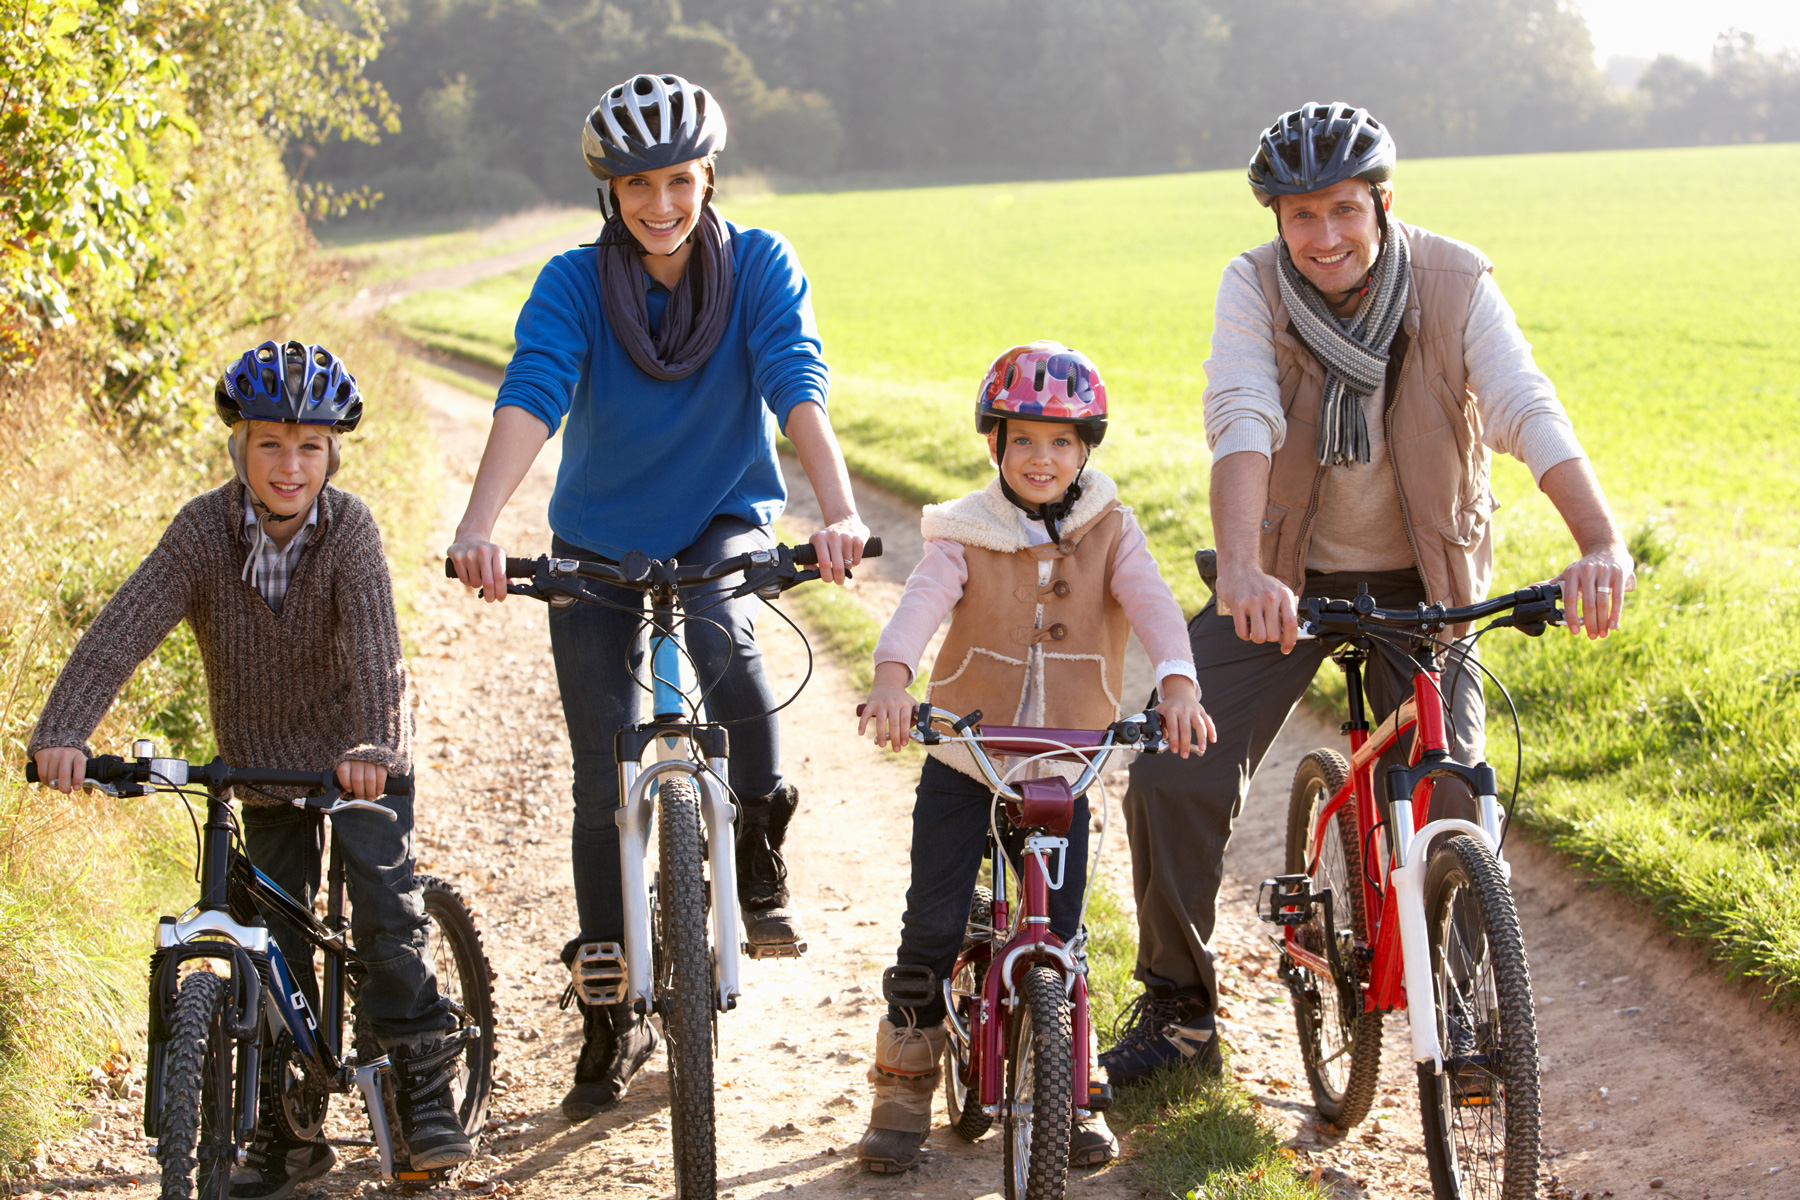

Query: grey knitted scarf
[597,206,735,381]
[1275,223,1411,466]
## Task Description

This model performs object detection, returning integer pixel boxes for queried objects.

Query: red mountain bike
[865,703,1166,1200]
[1257,580,1562,1200]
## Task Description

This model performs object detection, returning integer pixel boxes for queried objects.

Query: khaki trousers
[1121,569,1485,1005]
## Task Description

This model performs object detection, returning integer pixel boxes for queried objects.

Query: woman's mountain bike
[874,703,1165,1200]
[447,536,880,1200]
[24,747,496,1200]
[1252,579,1563,1200]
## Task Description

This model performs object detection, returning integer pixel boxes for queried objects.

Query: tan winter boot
[856,1017,948,1173]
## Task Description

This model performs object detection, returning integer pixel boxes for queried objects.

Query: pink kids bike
[889,703,1166,1200]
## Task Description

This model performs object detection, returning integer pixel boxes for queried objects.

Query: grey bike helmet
[1248,102,1396,207]
[582,74,727,218]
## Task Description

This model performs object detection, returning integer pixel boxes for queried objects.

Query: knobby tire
[419,875,498,1136]
[946,886,994,1142]
[1418,835,1541,1200]
[156,971,234,1200]
[1003,965,1072,1200]
[657,777,716,1198]
[1285,749,1383,1128]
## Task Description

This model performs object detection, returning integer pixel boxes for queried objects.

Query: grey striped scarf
[1275,224,1411,466]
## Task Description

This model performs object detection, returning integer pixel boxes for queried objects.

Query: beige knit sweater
[29,480,412,795]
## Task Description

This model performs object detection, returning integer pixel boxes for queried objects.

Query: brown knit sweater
[29,480,412,796]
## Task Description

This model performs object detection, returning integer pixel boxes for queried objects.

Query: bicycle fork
[616,755,744,1015]
[1385,764,1507,1071]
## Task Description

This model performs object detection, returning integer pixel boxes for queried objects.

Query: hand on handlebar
[446,531,509,604]
[336,760,390,803]
[858,662,917,752]
[1217,563,1301,654]
[1554,544,1636,641]
[33,746,88,794]
[810,517,870,586]
[1153,677,1216,758]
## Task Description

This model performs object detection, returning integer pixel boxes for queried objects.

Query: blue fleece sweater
[495,221,829,560]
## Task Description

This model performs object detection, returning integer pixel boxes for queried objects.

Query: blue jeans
[889,756,1090,1026]
[240,797,453,1046]
[549,515,782,948]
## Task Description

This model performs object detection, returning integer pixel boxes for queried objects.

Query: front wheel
[156,971,235,1200]
[1418,836,1541,1200]
[419,875,498,1136]
[1285,749,1382,1127]
[657,776,716,1199]
[1003,965,1072,1200]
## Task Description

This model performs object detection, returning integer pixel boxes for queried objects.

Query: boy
[30,340,472,1198]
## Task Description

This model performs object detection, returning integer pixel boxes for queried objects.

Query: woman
[446,73,867,1121]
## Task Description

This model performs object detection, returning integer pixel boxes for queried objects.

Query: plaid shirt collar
[243,493,319,612]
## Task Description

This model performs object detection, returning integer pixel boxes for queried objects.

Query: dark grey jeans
[1121,568,1484,1009]
[548,515,782,950]
[240,796,453,1046]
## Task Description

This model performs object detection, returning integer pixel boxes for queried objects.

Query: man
[1100,102,1636,1084]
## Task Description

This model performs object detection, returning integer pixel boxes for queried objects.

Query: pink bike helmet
[975,341,1108,446]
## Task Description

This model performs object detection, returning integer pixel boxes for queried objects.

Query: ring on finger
[1595,585,1612,594]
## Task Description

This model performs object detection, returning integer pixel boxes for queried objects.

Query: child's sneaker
[389,1037,475,1170]
[856,1017,947,1173]
[1098,988,1220,1085]
[229,1134,334,1200]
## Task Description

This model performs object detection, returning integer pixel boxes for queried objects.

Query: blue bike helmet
[214,340,363,432]
[1248,102,1396,207]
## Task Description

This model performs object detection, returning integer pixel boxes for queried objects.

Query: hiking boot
[387,1036,475,1171]
[737,785,807,956]
[560,998,660,1121]
[1069,1109,1118,1167]
[1098,987,1221,1086]
[857,1016,948,1173]
[229,1134,334,1200]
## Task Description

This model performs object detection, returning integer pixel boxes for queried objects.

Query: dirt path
[25,361,1800,1200]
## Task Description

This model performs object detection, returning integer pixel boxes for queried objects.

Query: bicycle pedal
[742,938,808,960]
[1258,875,1318,927]
[570,941,627,1005]
[392,1165,463,1191]
[1086,1081,1114,1112]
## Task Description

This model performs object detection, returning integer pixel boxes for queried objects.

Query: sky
[1577,0,1800,65]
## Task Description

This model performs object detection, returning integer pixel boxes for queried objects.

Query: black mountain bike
[26,746,497,1199]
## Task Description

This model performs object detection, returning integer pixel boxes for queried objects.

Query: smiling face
[988,420,1087,507]
[241,421,330,534]
[1276,179,1390,303]
[612,158,709,258]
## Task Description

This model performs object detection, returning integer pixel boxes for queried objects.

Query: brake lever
[302,796,399,821]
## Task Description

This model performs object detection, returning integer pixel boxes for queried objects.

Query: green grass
[377,140,1800,1183]
[323,207,598,286]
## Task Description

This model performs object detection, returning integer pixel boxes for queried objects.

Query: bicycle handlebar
[1298,582,1564,641]
[25,755,409,817]
[443,538,884,600]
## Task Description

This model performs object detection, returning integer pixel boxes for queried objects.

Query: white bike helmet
[582,74,727,218]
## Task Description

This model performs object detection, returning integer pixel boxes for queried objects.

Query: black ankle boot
[561,1000,659,1121]
[736,785,807,955]
[387,1037,474,1171]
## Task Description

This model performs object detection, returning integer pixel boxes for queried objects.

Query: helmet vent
[260,367,278,394]
[1066,371,1077,398]
[310,374,327,402]
[1033,360,1047,392]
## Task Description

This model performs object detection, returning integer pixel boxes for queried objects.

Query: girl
[855,341,1214,1172]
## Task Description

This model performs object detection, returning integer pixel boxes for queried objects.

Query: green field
[389,144,1800,1191]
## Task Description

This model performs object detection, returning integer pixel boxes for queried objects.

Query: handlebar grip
[443,557,539,580]
[855,703,867,717]
[24,762,38,783]
[383,773,414,798]
[792,537,883,567]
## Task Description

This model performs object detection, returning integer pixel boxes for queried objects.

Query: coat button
[1048,623,1068,641]
[1051,579,1070,598]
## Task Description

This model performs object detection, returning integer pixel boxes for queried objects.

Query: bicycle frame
[1285,647,1506,1071]
[613,588,744,1014]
